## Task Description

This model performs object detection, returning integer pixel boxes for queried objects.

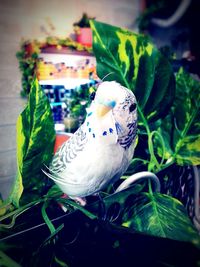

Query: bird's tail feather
[42,165,86,186]
[42,168,67,186]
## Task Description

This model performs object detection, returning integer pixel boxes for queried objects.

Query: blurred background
[0,0,199,199]
[0,0,141,199]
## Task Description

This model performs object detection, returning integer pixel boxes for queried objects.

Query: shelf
[41,46,92,56]
[39,78,94,88]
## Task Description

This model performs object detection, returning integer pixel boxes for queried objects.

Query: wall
[0,0,140,199]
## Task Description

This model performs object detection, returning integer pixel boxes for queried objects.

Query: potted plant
[0,21,200,267]
[73,13,95,47]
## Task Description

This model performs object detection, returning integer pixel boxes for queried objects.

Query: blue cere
[107,100,116,108]
[98,99,116,108]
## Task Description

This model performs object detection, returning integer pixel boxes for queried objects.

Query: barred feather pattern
[112,87,137,149]
[118,121,137,149]
[50,126,87,173]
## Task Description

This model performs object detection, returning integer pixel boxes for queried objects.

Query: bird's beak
[96,104,113,117]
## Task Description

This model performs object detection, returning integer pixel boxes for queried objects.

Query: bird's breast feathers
[57,140,125,195]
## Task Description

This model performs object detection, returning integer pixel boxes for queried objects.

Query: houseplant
[0,21,200,267]
[73,13,95,47]
[89,20,200,223]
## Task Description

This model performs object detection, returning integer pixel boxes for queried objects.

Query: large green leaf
[156,68,200,165]
[90,20,175,122]
[10,78,56,206]
[87,184,200,247]
[122,192,200,247]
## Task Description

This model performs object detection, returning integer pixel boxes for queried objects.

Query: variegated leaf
[157,68,200,165]
[122,192,200,247]
[10,78,55,206]
[90,20,175,122]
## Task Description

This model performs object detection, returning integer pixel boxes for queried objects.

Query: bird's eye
[129,103,136,112]
[90,92,96,101]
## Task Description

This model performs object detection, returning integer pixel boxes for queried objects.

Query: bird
[43,81,137,205]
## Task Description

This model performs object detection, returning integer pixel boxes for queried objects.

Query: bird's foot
[72,197,87,206]
[59,194,87,212]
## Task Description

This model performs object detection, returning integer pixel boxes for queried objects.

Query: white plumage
[43,81,137,203]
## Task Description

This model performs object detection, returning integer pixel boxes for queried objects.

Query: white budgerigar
[43,81,137,205]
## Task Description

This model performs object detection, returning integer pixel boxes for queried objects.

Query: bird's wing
[43,107,118,190]
[50,125,88,174]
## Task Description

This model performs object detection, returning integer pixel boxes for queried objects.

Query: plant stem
[156,158,175,173]
[137,105,160,172]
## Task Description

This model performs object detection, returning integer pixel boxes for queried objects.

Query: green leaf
[9,78,56,206]
[41,201,56,234]
[87,183,149,223]
[54,256,69,267]
[156,68,200,165]
[41,201,64,245]
[90,20,175,122]
[46,184,63,198]
[122,192,200,247]
[0,251,21,267]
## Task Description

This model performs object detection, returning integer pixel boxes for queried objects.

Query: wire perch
[115,171,161,193]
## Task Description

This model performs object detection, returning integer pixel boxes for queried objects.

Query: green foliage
[156,68,200,165]
[89,20,200,250]
[69,85,95,117]
[90,20,175,123]
[0,186,200,266]
[87,184,200,248]
[0,251,21,267]
[8,78,56,207]
[90,20,200,173]
[122,192,200,246]
[16,41,40,97]
[0,21,199,267]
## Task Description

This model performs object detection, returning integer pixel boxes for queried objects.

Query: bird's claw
[73,197,87,206]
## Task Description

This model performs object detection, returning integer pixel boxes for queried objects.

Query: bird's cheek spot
[87,112,93,117]
[103,131,107,136]
[93,133,96,138]
[109,128,113,133]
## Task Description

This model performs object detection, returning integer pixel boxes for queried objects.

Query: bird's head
[86,81,137,147]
